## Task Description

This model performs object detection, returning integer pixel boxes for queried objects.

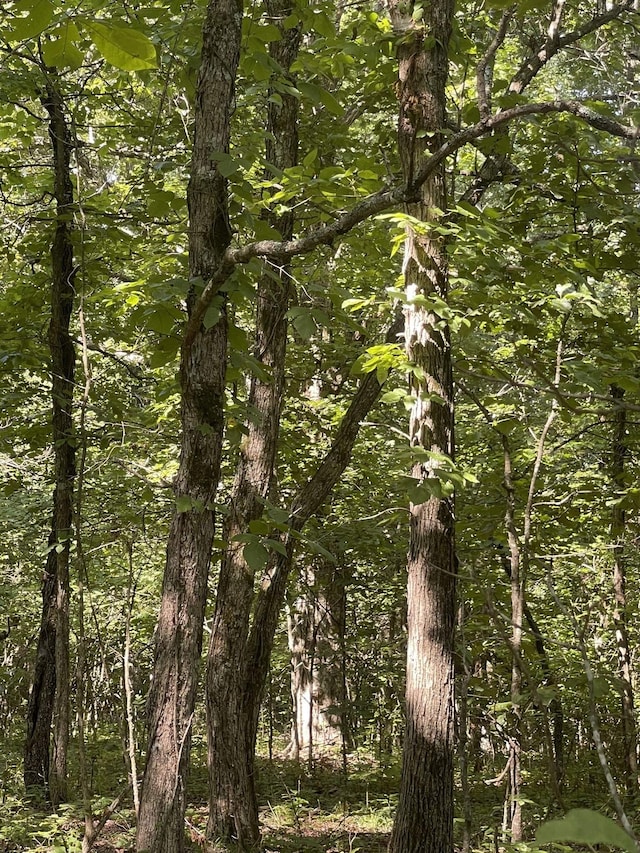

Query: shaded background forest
[1,0,640,850]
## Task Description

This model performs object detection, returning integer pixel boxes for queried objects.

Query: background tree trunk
[287,557,349,761]
[387,0,456,850]
[610,384,638,800]
[24,78,75,806]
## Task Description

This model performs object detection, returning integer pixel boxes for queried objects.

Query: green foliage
[536,809,638,853]
[1,0,640,848]
[82,20,157,71]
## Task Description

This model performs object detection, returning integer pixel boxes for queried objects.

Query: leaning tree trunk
[387,0,456,850]
[24,78,75,806]
[135,1,241,850]
[205,3,301,846]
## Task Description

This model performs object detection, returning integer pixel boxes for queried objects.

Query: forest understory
[2,0,640,852]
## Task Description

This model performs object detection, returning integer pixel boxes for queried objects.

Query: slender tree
[24,75,75,806]
[610,384,638,799]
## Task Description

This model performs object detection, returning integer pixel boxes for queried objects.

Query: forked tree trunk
[25,78,75,806]
[387,0,456,850]
[205,4,301,846]
[212,315,403,840]
[205,315,400,845]
[135,1,241,849]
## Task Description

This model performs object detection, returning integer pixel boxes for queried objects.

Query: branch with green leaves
[184,99,638,351]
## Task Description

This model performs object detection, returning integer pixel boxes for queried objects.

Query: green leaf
[243,541,269,572]
[404,476,443,504]
[9,0,53,41]
[83,20,157,71]
[303,148,318,167]
[288,307,316,340]
[42,22,84,69]
[297,81,342,116]
[146,305,179,335]
[379,388,406,404]
[203,301,221,329]
[265,537,287,557]
[536,809,638,853]
[228,323,249,350]
[176,496,194,513]
[312,10,335,37]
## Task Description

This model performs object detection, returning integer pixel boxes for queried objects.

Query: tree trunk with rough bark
[205,4,301,846]
[387,0,456,850]
[24,78,75,806]
[135,1,241,849]
[203,313,399,844]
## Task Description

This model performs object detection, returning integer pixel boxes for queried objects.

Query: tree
[386,0,456,848]
[286,550,350,762]
[205,2,300,843]
[135,0,241,848]
[3,0,636,849]
[24,74,75,807]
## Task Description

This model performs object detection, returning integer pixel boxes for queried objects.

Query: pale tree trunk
[610,384,638,800]
[387,0,456,850]
[135,0,241,849]
[205,3,301,846]
[123,541,140,815]
[503,331,563,841]
[287,557,348,761]
[502,438,523,842]
[25,78,75,806]
[458,603,473,853]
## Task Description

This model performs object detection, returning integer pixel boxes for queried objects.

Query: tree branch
[477,8,516,118]
[183,100,637,350]
[509,0,634,94]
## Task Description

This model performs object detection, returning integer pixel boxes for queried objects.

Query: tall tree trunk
[24,78,75,806]
[503,437,523,841]
[610,384,638,800]
[135,1,241,849]
[387,0,456,850]
[205,4,301,846]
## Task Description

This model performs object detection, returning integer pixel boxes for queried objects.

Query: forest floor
[0,755,396,852]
